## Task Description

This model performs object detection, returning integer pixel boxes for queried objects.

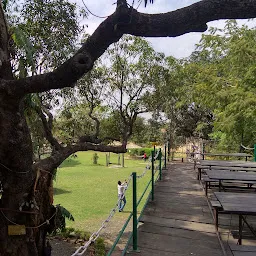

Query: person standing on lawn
[143,152,147,162]
[117,180,127,212]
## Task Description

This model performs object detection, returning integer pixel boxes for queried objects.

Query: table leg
[238,214,242,245]
[198,168,201,180]
[214,207,219,230]
[194,160,197,170]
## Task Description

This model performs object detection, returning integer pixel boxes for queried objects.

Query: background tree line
[47,20,256,154]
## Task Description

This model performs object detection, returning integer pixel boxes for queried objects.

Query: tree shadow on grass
[60,158,81,168]
[54,188,72,195]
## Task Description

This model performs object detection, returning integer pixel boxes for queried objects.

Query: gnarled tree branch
[34,142,126,172]
[6,2,129,96]
[118,0,256,37]
[2,0,256,96]
[85,88,101,138]
[35,105,62,151]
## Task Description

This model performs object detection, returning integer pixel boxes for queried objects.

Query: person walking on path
[117,180,127,212]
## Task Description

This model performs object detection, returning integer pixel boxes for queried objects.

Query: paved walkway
[128,162,223,256]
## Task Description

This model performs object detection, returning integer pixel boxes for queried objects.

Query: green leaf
[2,0,8,11]
[12,26,36,72]
[57,204,75,221]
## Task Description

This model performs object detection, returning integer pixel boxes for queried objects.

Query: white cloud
[148,33,202,58]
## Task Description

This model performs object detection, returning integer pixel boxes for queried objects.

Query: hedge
[127,148,154,158]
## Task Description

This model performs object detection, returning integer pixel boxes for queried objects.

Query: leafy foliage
[192,20,256,149]
[128,147,153,157]
[146,20,256,151]
[53,204,75,233]
[7,0,86,157]
[2,0,8,10]
[161,20,256,150]
[54,104,96,144]
[9,0,83,77]
[57,35,165,144]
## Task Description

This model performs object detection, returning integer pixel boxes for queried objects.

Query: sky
[73,0,255,59]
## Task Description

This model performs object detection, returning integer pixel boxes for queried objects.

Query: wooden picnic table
[200,160,256,168]
[204,170,256,195]
[201,153,252,161]
[197,160,256,180]
[229,244,256,256]
[213,192,256,245]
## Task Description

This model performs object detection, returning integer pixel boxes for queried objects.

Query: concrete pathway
[127,162,223,256]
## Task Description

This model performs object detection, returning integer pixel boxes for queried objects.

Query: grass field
[53,151,153,238]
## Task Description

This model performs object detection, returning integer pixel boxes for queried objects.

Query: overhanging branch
[120,0,256,37]
[3,0,256,95]
[34,142,126,172]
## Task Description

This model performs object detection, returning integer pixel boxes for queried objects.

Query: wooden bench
[199,165,256,171]
[197,165,256,180]
[229,244,256,256]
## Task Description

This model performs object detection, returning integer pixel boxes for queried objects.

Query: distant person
[117,180,127,212]
[143,152,147,162]
[186,149,190,158]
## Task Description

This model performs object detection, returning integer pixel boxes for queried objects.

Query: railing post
[202,143,205,160]
[151,150,154,201]
[167,141,170,162]
[164,143,167,169]
[132,172,138,251]
[254,144,256,162]
[159,148,162,180]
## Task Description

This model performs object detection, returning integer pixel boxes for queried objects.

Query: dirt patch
[50,237,78,256]
[50,237,98,256]
[48,213,132,256]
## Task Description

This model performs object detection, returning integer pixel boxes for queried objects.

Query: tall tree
[67,35,164,145]
[187,20,256,150]
[0,0,256,255]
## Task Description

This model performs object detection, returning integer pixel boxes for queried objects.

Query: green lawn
[54,151,153,234]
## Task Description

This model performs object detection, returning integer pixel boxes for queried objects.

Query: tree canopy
[152,20,256,151]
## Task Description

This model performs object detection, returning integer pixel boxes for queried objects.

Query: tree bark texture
[0,0,256,255]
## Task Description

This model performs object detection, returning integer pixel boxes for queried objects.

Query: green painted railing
[164,143,167,169]
[107,150,162,255]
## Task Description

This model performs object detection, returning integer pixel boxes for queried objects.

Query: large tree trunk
[0,92,125,255]
[0,95,53,256]
[0,4,51,253]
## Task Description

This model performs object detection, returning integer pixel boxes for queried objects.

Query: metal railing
[241,144,256,162]
[107,148,164,255]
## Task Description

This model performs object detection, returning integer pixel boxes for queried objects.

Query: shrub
[95,237,106,256]
[128,148,153,158]
[93,153,99,164]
